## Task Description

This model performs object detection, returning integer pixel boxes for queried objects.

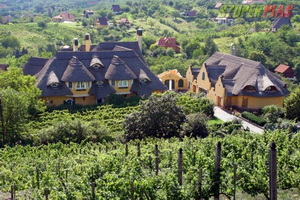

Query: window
[97,81,104,87]
[88,81,92,88]
[202,72,205,80]
[244,85,256,91]
[76,82,86,90]
[118,80,128,88]
[110,80,116,87]
[67,82,72,89]
[178,79,184,87]
[51,82,59,88]
[265,86,277,92]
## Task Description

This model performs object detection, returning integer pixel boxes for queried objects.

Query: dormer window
[51,82,59,88]
[244,85,256,91]
[67,82,72,89]
[97,81,104,86]
[92,63,104,68]
[265,86,277,92]
[118,80,128,88]
[140,78,148,84]
[76,82,86,90]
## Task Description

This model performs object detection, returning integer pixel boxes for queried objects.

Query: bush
[181,113,208,138]
[241,111,266,126]
[124,93,186,141]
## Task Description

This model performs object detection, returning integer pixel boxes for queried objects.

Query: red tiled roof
[275,64,291,73]
[157,37,179,48]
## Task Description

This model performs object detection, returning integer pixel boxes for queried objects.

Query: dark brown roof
[0,64,8,71]
[111,4,121,12]
[61,56,95,82]
[22,57,48,75]
[105,56,137,80]
[204,52,289,97]
[98,17,108,26]
[272,17,292,29]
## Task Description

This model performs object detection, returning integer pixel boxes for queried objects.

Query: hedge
[241,111,267,126]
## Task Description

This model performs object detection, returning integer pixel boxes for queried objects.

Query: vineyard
[0,130,300,199]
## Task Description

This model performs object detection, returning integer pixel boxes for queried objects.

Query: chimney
[136,28,143,51]
[85,33,91,52]
[73,38,79,52]
[230,43,237,56]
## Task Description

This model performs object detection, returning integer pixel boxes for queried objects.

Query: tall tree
[204,36,218,57]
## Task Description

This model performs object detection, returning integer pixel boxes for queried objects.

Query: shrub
[181,113,208,138]
[241,111,266,126]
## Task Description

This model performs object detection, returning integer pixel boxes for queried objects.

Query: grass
[207,117,223,126]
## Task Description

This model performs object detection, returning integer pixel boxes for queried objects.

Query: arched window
[243,85,256,91]
[178,79,184,87]
[202,72,205,80]
[265,86,277,92]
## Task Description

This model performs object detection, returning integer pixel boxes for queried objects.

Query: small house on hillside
[156,37,181,53]
[95,17,109,28]
[215,3,223,9]
[83,10,94,18]
[186,10,197,17]
[0,64,8,71]
[214,17,233,25]
[272,17,292,32]
[52,12,76,22]
[158,70,187,91]
[186,52,289,110]
[111,5,121,13]
[242,0,265,4]
[274,64,295,79]
[116,18,130,27]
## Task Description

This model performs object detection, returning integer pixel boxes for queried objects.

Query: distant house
[116,18,130,27]
[274,64,295,79]
[22,33,166,106]
[158,70,188,91]
[214,17,233,25]
[156,37,181,53]
[0,64,8,71]
[186,52,289,110]
[1,15,11,24]
[52,12,76,22]
[83,10,94,18]
[272,17,292,32]
[186,10,197,17]
[111,5,121,13]
[215,3,223,9]
[95,17,109,28]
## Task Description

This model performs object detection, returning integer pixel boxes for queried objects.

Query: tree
[248,51,267,65]
[124,93,186,141]
[262,104,284,123]
[171,10,180,21]
[204,36,218,56]
[285,87,300,120]
[0,67,45,145]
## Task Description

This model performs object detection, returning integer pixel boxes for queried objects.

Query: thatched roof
[105,56,137,80]
[61,56,95,82]
[204,52,289,97]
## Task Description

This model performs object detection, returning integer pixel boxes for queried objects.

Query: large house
[52,12,76,22]
[186,52,289,110]
[23,32,166,106]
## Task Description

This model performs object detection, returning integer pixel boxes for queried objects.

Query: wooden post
[233,164,237,200]
[65,170,68,181]
[195,168,202,200]
[269,142,277,200]
[137,143,141,157]
[178,148,183,185]
[10,184,14,200]
[155,145,159,176]
[114,145,117,157]
[130,181,135,200]
[213,141,221,200]
[36,168,40,189]
[91,182,96,200]
[44,188,50,200]
[125,144,128,157]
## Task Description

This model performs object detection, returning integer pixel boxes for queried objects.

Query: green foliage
[262,105,284,124]
[124,93,186,140]
[177,92,214,116]
[285,87,300,120]
[181,112,208,138]
[241,111,266,126]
